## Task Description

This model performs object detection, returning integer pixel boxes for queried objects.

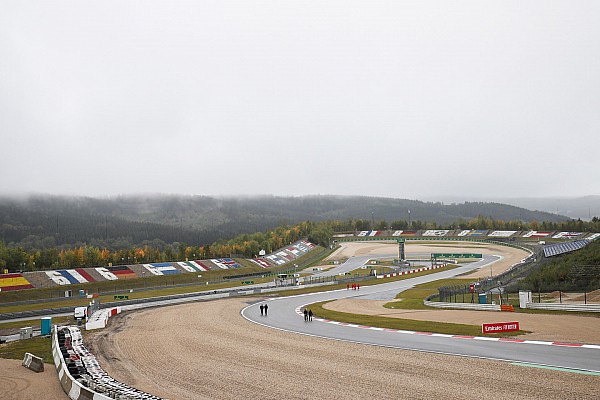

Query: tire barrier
[22,352,44,372]
[52,325,162,400]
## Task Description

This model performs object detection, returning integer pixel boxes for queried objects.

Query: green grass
[0,246,334,309]
[308,300,526,337]
[384,278,472,310]
[298,275,530,337]
[0,316,72,333]
[0,336,54,364]
[0,248,332,305]
[392,282,600,318]
[269,265,458,298]
[0,276,275,313]
[0,265,451,305]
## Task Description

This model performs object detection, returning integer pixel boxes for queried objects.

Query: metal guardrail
[0,306,74,321]
[424,300,500,311]
[0,288,245,321]
[525,303,600,312]
[0,279,341,321]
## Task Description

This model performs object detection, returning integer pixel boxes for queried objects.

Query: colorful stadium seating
[0,273,34,291]
[143,263,180,276]
[211,258,242,269]
[543,240,591,258]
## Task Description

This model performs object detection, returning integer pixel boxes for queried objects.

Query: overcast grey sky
[1,1,599,200]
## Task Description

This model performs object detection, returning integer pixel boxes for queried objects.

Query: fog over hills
[0,194,571,249]
[424,195,600,221]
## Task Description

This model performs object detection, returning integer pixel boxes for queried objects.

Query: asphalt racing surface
[242,256,600,373]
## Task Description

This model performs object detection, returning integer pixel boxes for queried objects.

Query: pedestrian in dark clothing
[308,309,313,321]
[264,303,268,316]
[260,304,264,316]
[304,309,308,321]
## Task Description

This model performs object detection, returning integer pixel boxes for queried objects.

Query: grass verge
[0,316,73,335]
[268,265,459,298]
[384,278,472,310]
[308,300,527,337]
[0,336,54,364]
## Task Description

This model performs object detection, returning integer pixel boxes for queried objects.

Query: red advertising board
[482,321,520,334]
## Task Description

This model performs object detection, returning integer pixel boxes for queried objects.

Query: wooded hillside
[0,194,569,250]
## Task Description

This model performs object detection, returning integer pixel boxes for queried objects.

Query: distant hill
[0,194,569,250]
[427,195,600,221]
[498,196,600,222]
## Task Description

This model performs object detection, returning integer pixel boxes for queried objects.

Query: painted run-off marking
[295,308,600,349]
[512,362,600,376]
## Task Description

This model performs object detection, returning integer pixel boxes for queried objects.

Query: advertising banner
[482,321,520,333]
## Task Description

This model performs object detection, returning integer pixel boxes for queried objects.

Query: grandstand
[543,240,592,258]
[0,273,34,291]
[0,240,318,291]
[143,263,181,275]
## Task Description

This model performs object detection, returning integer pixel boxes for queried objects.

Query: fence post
[559,290,562,304]
[585,291,587,304]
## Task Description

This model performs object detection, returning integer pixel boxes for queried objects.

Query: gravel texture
[0,358,64,400]
[85,298,599,400]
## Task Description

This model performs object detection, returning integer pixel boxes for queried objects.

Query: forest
[2,215,600,272]
[0,194,568,245]
[520,239,600,291]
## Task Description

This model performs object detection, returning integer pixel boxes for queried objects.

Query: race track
[242,257,600,373]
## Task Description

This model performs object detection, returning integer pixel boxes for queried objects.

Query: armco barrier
[425,301,600,312]
[525,303,600,312]
[423,300,501,311]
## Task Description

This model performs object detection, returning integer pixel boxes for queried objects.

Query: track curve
[242,258,600,373]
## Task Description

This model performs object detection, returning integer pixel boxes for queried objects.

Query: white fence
[423,300,500,311]
[525,303,600,312]
[424,300,600,312]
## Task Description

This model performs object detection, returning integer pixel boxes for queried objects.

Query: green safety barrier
[241,281,254,285]
[114,295,129,300]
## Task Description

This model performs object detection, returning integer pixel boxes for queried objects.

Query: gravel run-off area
[83,298,599,400]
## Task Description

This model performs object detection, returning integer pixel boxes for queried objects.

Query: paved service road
[242,258,600,373]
